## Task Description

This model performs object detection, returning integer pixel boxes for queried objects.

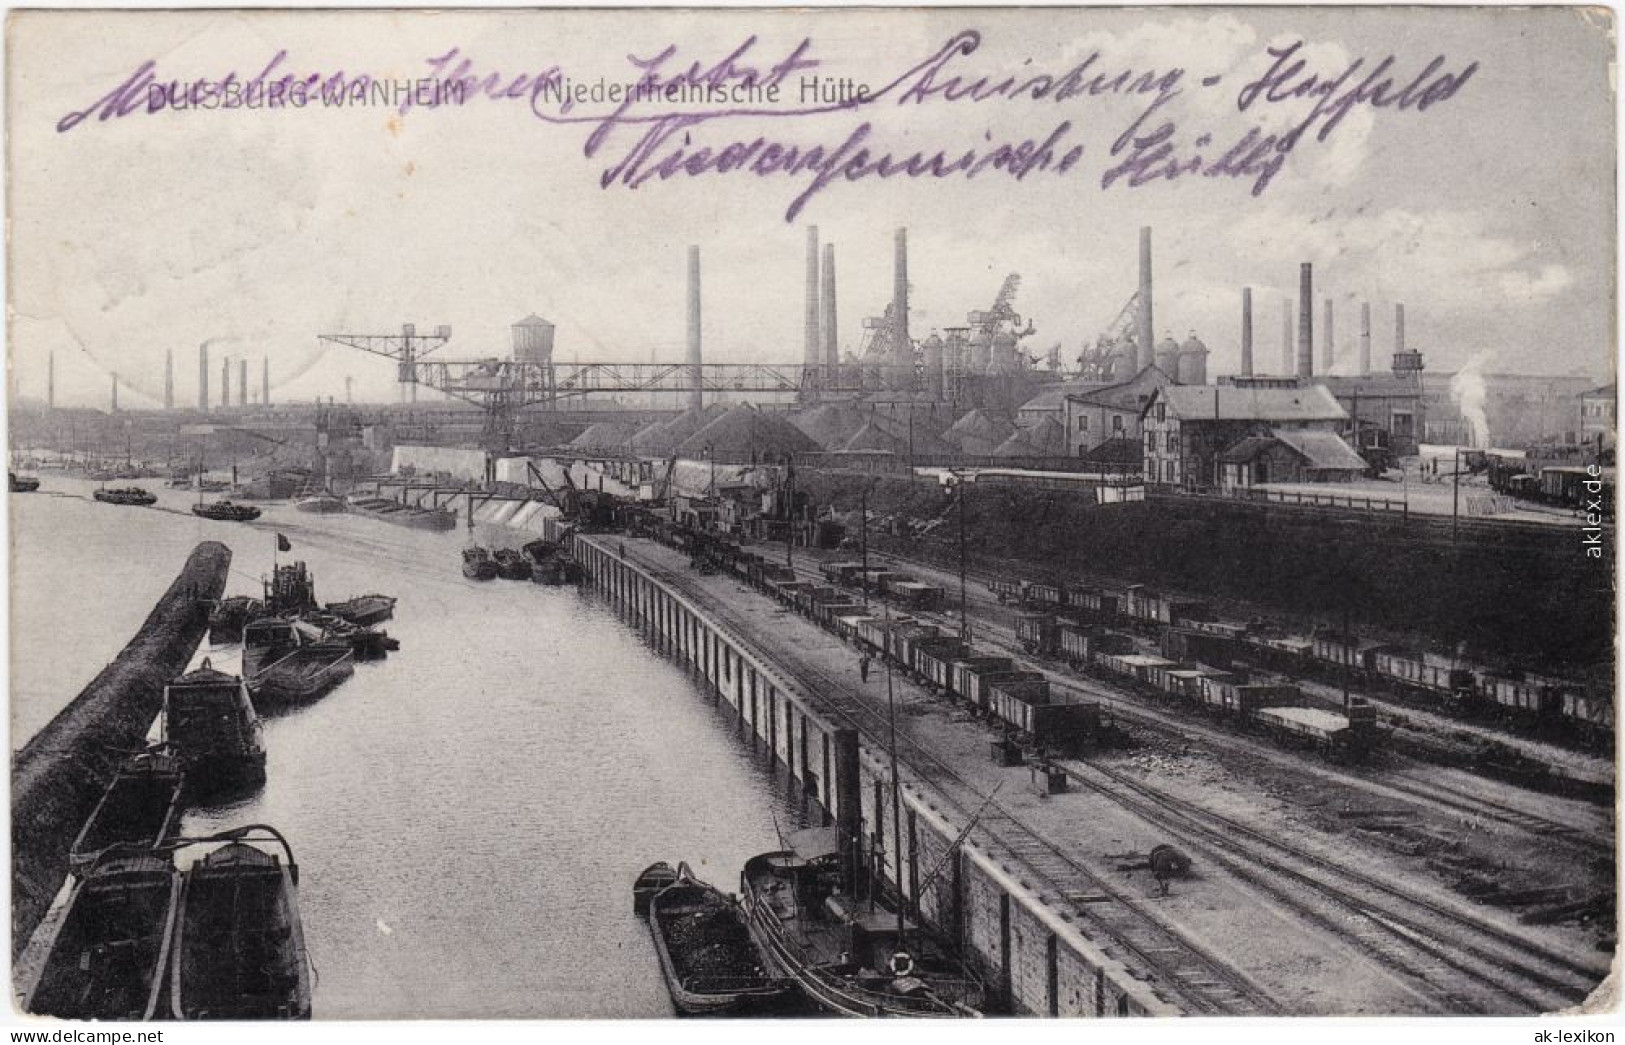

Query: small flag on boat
[277,534,291,552]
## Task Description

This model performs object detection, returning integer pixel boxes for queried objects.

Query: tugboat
[639,862,792,1016]
[324,593,396,627]
[462,546,498,581]
[493,547,532,580]
[16,851,181,1019]
[169,825,312,1020]
[192,499,263,522]
[68,751,185,874]
[93,486,158,506]
[242,618,355,707]
[264,561,319,616]
[161,660,267,796]
[10,471,40,492]
[208,595,265,645]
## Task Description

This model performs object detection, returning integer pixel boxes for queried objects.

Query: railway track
[765,550,1613,1012]
[789,556,1615,861]
[626,547,1283,1017]
[1057,756,1609,1013]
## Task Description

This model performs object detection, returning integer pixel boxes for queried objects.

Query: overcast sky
[8,7,1615,408]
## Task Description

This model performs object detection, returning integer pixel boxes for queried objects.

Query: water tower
[512,315,556,365]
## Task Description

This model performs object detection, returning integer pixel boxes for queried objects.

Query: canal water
[10,480,813,1018]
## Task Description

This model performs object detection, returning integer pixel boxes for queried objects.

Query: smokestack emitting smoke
[1360,303,1372,376]
[892,228,911,389]
[262,357,269,407]
[686,246,703,413]
[164,350,174,411]
[804,226,821,374]
[1281,300,1293,375]
[238,359,247,407]
[1240,288,1254,376]
[1137,227,1155,371]
[821,244,838,378]
[1323,298,1334,372]
[1297,263,1314,378]
[199,344,209,413]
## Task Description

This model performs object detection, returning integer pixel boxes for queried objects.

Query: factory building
[1317,374,1425,458]
[1062,364,1176,459]
[1140,384,1356,488]
[1580,382,1616,448]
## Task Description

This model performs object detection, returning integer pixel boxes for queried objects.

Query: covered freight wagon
[912,638,970,691]
[948,656,1015,702]
[891,581,946,611]
[949,669,1040,711]
[1015,613,1060,656]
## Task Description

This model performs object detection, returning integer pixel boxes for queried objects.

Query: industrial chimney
[1137,227,1155,371]
[221,357,230,409]
[164,350,174,411]
[686,246,703,414]
[1323,298,1334,373]
[1240,288,1254,377]
[1296,263,1314,378]
[804,227,821,383]
[1281,300,1293,375]
[47,351,54,410]
[263,357,270,407]
[198,344,209,413]
[821,244,838,382]
[1360,303,1372,376]
[238,359,247,408]
[1395,303,1406,355]
[110,372,118,413]
[891,228,912,389]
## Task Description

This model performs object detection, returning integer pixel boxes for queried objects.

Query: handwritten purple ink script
[56,32,1477,220]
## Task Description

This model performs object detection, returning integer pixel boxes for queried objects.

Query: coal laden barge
[347,495,457,532]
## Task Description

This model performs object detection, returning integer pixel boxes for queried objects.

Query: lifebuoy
[888,951,915,978]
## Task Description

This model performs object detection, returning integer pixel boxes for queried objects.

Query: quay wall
[11,541,231,955]
[571,535,1177,1018]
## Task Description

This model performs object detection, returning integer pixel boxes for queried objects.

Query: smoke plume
[1449,351,1492,448]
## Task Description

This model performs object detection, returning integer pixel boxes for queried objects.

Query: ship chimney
[1297,263,1314,378]
[1137,227,1155,371]
[164,350,174,411]
[1360,303,1372,376]
[1281,300,1293,376]
[821,244,838,382]
[891,228,911,389]
[804,226,821,383]
[1323,298,1335,373]
[833,728,862,897]
[198,343,209,414]
[1240,287,1254,376]
[238,359,247,408]
[686,246,703,413]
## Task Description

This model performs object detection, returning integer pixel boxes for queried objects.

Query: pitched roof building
[1141,384,1359,487]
